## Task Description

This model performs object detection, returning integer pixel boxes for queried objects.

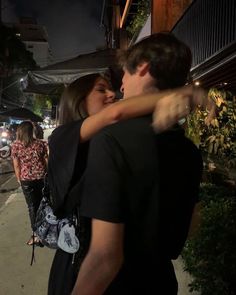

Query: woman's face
[85,78,115,115]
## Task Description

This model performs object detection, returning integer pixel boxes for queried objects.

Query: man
[71,33,203,295]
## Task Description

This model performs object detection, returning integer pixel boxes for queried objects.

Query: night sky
[2,0,106,62]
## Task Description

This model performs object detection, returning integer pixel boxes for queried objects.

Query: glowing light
[194,81,200,86]
[1,131,8,137]
[120,0,132,28]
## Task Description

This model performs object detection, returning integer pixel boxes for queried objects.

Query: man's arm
[72,131,126,294]
[71,219,124,295]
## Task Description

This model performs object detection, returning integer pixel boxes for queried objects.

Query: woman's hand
[152,86,216,133]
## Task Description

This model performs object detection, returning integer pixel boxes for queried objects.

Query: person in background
[11,121,48,245]
[9,123,18,141]
[71,32,203,295]
[33,122,44,139]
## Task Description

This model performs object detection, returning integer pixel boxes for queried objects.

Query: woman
[47,73,206,295]
[11,121,48,245]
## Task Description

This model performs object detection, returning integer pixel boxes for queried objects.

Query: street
[0,174,55,295]
[0,157,19,209]
[0,157,14,185]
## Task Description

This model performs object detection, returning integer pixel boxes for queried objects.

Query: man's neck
[141,85,159,95]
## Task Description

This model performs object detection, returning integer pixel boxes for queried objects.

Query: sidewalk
[0,187,55,295]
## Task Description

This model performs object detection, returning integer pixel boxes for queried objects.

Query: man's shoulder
[157,128,202,170]
[157,127,201,153]
[91,116,159,161]
[97,115,153,139]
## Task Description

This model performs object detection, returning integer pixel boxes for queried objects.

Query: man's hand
[152,86,216,132]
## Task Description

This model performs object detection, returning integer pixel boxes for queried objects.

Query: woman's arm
[80,85,207,142]
[12,158,21,183]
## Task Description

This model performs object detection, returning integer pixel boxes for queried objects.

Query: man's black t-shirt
[79,115,203,294]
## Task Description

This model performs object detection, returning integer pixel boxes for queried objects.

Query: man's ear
[136,62,150,76]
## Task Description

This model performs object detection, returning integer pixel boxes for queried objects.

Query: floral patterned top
[11,139,48,181]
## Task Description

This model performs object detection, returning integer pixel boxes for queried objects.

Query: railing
[172,0,236,70]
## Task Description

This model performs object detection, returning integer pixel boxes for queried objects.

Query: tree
[31,92,62,120]
[126,0,151,37]
[0,24,37,76]
[0,24,37,109]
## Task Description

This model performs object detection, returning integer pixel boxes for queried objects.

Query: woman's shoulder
[49,120,84,145]
[53,120,84,134]
[11,140,24,157]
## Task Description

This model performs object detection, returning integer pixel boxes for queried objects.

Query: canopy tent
[23,48,122,95]
[0,107,43,122]
[0,115,10,123]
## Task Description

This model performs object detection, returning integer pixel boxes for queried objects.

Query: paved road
[0,185,55,295]
[0,157,14,184]
[0,157,18,209]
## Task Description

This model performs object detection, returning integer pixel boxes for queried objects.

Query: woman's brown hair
[58,73,104,125]
[16,121,34,147]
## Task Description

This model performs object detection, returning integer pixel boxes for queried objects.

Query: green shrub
[126,0,151,36]
[186,89,236,170]
[182,183,236,295]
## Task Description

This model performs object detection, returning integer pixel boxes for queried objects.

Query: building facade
[14,17,52,68]
[102,0,236,92]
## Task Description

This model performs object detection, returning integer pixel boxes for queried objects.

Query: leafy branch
[126,0,151,36]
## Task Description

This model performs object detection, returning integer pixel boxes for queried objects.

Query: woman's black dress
[47,120,90,295]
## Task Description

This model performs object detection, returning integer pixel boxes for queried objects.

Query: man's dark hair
[119,32,192,90]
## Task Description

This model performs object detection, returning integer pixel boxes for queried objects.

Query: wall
[24,41,51,68]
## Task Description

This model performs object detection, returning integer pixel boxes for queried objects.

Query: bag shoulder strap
[63,174,84,215]
[42,173,51,201]
[43,171,83,217]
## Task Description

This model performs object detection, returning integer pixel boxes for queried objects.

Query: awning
[0,107,43,122]
[23,48,122,94]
